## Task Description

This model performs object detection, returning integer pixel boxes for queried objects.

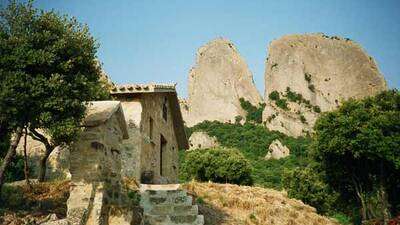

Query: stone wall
[140,93,179,184]
[117,97,143,181]
[68,114,127,224]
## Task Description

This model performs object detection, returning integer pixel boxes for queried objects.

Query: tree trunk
[38,146,53,182]
[352,175,368,221]
[379,162,390,225]
[28,128,54,183]
[23,127,31,189]
[0,127,23,193]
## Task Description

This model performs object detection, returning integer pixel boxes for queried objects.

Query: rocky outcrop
[189,131,219,150]
[182,38,263,127]
[263,33,387,137]
[265,140,290,160]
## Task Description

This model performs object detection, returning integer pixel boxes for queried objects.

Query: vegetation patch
[180,147,253,185]
[239,98,266,124]
[183,121,311,189]
[268,91,289,111]
[284,87,321,113]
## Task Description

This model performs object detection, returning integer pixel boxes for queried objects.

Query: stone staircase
[140,185,204,225]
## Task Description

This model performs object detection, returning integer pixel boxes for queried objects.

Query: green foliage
[234,115,243,124]
[0,155,24,182]
[313,89,400,220]
[184,121,312,189]
[283,166,339,214]
[275,98,289,110]
[180,147,253,185]
[196,196,205,204]
[0,1,109,145]
[285,87,303,103]
[239,98,266,124]
[331,213,352,225]
[268,91,280,101]
[313,105,321,113]
[299,115,307,124]
[127,191,141,205]
[284,87,321,113]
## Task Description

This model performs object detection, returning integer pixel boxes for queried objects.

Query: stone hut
[110,83,188,184]
[67,101,130,225]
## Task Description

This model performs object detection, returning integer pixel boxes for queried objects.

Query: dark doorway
[160,135,167,176]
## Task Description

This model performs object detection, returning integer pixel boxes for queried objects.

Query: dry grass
[0,180,70,225]
[183,181,339,225]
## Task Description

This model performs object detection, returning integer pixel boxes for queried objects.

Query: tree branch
[29,128,52,153]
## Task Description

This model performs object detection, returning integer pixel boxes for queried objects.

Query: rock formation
[265,140,290,160]
[189,131,219,150]
[181,38,263,127]
[263,33,387,137]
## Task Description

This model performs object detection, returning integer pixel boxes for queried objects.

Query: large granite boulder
[181,38,263,127]
[263,33,387,136]
[265,140,290,160]
[189,131,219,150]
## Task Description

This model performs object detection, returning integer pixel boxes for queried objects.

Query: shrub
[275,98,289,110]
[299,115,307,124]
[313,105,321,113]
[283,166,339,214]
[180,147,253,185]
[285,87,303,103]
[268,91,280,101]
[239,98,266,124]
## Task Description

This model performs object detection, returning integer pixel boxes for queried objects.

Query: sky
[9,0,400,97]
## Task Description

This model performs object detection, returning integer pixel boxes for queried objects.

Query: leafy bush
[283,166,339,214]
[313,105,321,113]
[180,147,253,185]
[239,98,266,124]
[285,87,303,103]
[269,91,280,101]
[275,98,289,110]
[299,115,307,124]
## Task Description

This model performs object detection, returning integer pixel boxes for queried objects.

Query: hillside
[183,181,339,225]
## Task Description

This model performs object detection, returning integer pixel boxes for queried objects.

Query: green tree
[312,90,400,224]
[0,0,109,191]
[283,165,339,214]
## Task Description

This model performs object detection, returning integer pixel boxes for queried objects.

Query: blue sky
[18,1,400,96]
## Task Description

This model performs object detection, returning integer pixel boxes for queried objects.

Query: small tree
[0,0,109,190]
[312,90,400,224]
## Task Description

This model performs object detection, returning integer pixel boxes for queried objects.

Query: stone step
[146,205,198,216]
[143,189,187,198]
[143,214,204,225]
[141,195,193,207]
